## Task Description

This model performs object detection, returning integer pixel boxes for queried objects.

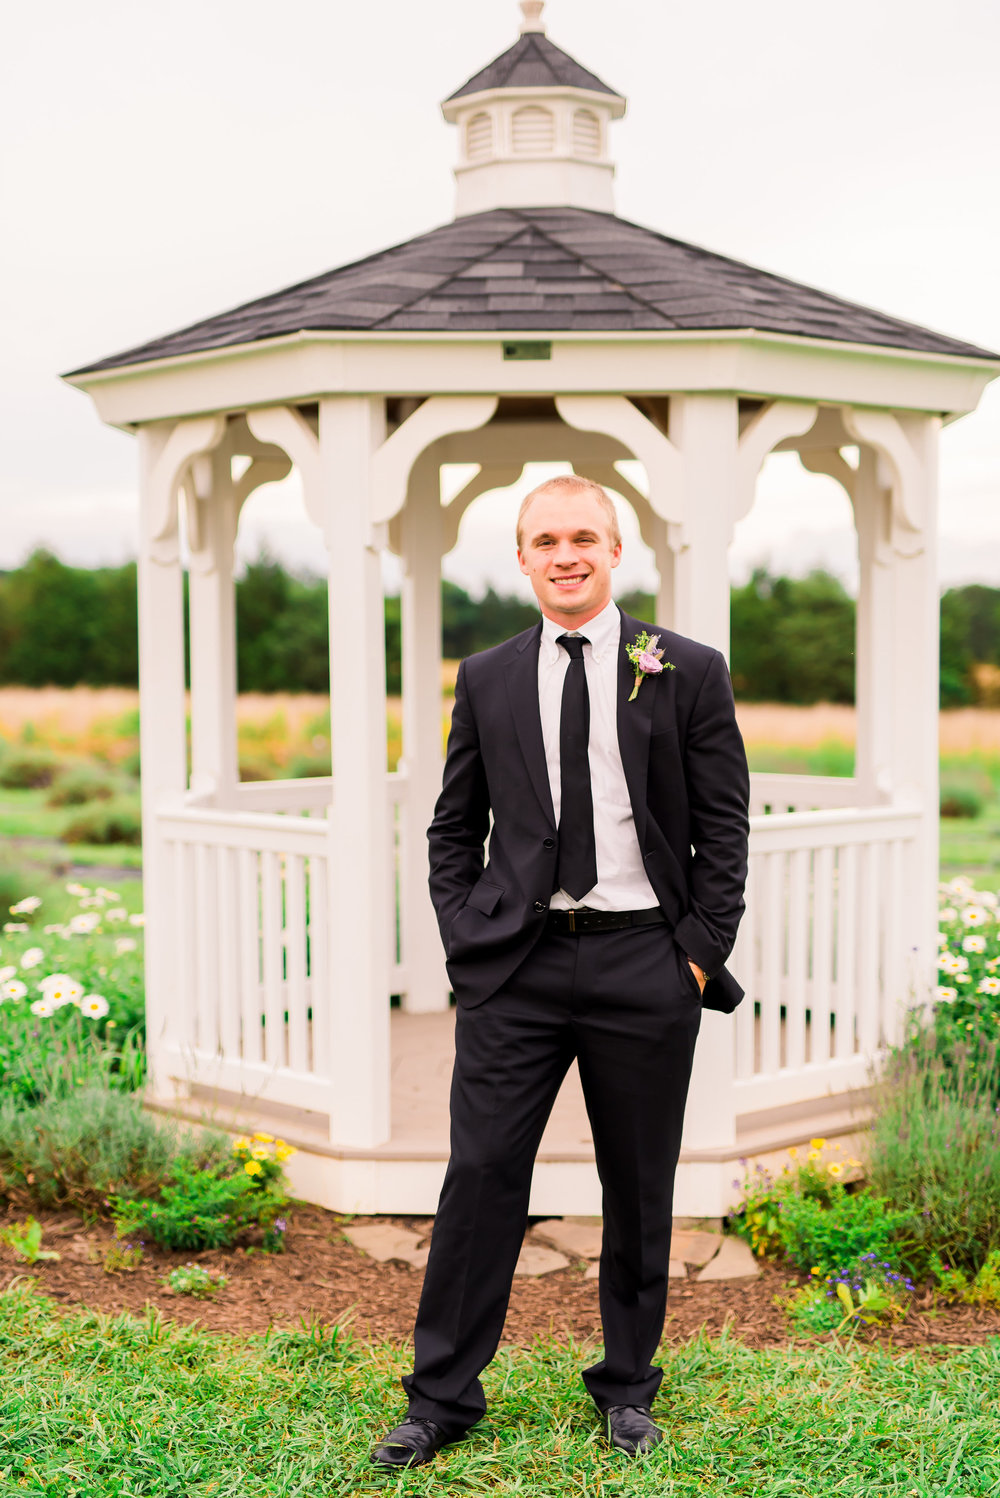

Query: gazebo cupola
[441,0,626,215]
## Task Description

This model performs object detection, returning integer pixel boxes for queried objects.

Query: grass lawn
[0,787,143,872]
[1,1288,997,1497]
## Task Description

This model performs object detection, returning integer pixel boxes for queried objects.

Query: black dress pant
[402,922,702,1437]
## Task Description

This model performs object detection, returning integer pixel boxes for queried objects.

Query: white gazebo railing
[149,772,920,1176]
[732,801,920,1113]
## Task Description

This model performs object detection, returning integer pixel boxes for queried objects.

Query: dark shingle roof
[446,32,620,101]
[69,207,999,375]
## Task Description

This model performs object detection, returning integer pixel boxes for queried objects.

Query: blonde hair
[516,474,622,551]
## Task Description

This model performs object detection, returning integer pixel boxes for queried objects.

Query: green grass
[0,788,143,869]
[1,1288,999,1496]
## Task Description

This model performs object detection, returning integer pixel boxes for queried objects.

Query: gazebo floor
[152,1009,872,1218]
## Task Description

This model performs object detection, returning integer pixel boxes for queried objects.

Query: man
[372,474,749,1468]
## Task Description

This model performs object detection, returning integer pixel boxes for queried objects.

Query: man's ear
[610,543,623,570]
[517,549,529,577]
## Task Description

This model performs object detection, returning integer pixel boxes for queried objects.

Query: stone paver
[695,1235,760,1281]
[342,1223,429,1270]
[514,1243,570,1276]
[671,1229,724,1267]
[532,1219,603,1260]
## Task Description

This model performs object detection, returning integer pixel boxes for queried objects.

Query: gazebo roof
[70,206,998,377]
[445,29,620,102]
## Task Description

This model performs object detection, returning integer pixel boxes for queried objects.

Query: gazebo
[67,2,1000,1217]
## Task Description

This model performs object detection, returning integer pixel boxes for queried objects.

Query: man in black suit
[372,475,749,1467]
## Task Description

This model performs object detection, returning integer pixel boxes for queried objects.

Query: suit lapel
[616,610,655,847]
[505,622,556,828]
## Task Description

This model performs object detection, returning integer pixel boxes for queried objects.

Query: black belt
[544,906,666,935]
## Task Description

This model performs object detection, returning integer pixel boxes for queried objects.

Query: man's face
[517,487,622,627]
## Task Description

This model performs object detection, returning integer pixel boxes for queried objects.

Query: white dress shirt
[538,599,659,912]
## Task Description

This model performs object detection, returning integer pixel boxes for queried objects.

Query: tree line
[0,549,991,706]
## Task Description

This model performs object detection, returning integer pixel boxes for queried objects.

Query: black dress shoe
[370,1416,450,1468]
[603,1404,663,1456]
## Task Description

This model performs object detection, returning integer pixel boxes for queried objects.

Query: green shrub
[729,1144,915,1277]
[62,796,142,845]
[0,750,60,789]
[940,781,986,818]
[114,1161,288,1252]
[287,753,332,779]
[775,1190,915,1277]
[931,1248,1000,1307]
[867,1030,1000,1274]
[46,763,126,807]
[785,1257,914,1336]
[162,1262,228,1298]
[237,757,275,782]
[0,1089,231,1213]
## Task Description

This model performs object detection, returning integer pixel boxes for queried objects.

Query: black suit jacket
[427,611,751,1012]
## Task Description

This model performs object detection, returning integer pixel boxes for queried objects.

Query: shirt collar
[540,598,620,664]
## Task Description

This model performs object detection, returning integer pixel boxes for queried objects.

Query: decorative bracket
[555,395,683,522]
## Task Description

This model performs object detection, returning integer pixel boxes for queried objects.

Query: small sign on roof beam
[503,341,552,360]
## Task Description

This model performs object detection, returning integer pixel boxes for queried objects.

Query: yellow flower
[811,1266,822,1277]
[244,1160,263,1177]
[251,1147,270,1160]
[787,1147,799,1159]
[828,1162,844,1177]
[232,1136,251,1153]
[275,1143,296,1162]
[807,1150,821,1161]
[252,1132,275,1144]
[809,1138,827,1150]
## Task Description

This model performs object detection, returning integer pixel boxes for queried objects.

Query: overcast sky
[3,0,998,601]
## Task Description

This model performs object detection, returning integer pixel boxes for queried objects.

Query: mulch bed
[4,1202,1000,1351]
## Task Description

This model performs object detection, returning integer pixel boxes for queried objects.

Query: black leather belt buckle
[546,907,665,935]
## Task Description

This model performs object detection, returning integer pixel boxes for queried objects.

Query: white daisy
[128,913,146,927]
[65,883,89,897]
[0,966,16,982]
[114,937,137,955]
[30,997,56,1017]
[962,906,989,927]
[963,934,987,954]
[9,896,42,914]
[96,888,118,902]
[20,947,44,970]
[939,907,958,922]
[79,994,109,1020]
[937,931,949,948]
[2,980,28,1001]
[936,986,958,1003]
[106,907,128,923]
[68,913,101,934]
[978,977,1000,997]
[3,923,28,934]
[42,980,83,1008]
[43,924,67,935]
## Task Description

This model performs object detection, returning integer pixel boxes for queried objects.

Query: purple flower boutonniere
[625,631,675,703]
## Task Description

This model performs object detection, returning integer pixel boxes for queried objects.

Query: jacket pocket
[464,877,504,917]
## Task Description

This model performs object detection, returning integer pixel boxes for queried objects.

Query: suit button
[533,900,547,913]
[543,837,555,849]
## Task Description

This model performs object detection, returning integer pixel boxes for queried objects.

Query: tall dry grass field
[4,687,1000,768]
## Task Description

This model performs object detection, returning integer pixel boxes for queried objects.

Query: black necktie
[556,634,598,900]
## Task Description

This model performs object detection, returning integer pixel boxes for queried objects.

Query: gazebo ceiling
[69,205,998,378]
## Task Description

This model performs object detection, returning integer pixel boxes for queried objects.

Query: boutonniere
[625,631,675,702]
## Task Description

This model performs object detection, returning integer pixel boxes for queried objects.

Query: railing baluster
[285,853,309,1072]
[834,842,858,1058]
[760,851,784,1074]
[238,846,262,1065]
[785,847,809,1070]
[260,850,285,1068]
[811,844,835,1065]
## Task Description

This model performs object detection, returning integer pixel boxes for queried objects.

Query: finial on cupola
[519,0,546,32]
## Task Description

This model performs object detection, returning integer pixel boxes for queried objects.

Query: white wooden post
[187,442,240,805]
[853,446,893,806]
[399,465,450,1012]
[318,395,392,1147]
[666,393,741,1153]
[136,425,192,1103]
[667,393,739,658]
